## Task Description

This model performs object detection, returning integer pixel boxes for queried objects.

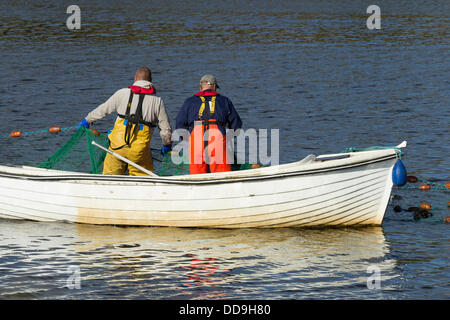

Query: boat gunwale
[0,153,397,185]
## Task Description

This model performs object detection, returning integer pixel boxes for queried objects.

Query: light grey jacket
[85,80,172,145]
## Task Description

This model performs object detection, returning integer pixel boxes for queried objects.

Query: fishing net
[155,152,188,176]
[38,127,109,174]
[156,153,259,176]
[38,127,262,176]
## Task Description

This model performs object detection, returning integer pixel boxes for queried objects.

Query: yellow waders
[103,119,154,176]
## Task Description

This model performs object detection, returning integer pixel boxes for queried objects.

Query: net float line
[393,175,449,192]
[0,126,95,138]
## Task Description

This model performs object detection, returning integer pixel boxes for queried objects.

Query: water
[0,0,449,299]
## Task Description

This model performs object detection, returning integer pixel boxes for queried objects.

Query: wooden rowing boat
[0,148,400,228]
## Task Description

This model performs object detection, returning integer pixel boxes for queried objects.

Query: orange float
[407,176,418,183]
[10,130,22,138]
[418,184,430,191]
[90,129,100,137]
[444,216,450,223]
[420,203,431,210]
[446,182,450,189]
[49,126,61,134]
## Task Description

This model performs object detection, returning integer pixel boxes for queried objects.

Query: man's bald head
[134,67,152,82]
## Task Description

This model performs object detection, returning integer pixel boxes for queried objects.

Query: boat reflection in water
[72,223,397,299]
[0,220,398,299]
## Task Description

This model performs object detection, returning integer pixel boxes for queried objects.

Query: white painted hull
[0,149,397,228]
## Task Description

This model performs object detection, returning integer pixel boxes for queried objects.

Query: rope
[0,126,78,138]
[393,177,449,192]
[341,145,403,159]
[392,186,422,190]
[342,145,448,192]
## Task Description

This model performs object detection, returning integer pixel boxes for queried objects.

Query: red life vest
[194,90,219,97]
[128,85,156,94]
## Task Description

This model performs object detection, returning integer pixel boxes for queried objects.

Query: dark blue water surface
[0,0,448,299]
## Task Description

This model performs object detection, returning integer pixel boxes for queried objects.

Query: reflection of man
[175,75,242,174]
[78,67,172,176]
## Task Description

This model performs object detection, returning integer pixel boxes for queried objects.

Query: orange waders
[189,96,231,174]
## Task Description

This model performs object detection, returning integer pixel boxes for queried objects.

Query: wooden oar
[91,141,159,177]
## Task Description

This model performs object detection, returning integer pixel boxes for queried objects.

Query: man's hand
[77,119,90,129]
[161,144,172,155]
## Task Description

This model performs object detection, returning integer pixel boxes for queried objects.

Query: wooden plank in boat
[315,154,350,162]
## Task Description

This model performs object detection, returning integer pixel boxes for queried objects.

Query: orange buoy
[251,164,261,169]
[90,129,100,136]
[10,130,22,138]
[420,203,431,210]
[444,216,450,223]
[407,175,418,183]
[418,184,431,191]
[447,201,450,208]
[446,182,450,189]
[49,126,61,134]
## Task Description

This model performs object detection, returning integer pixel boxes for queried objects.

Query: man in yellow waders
[78,67,172,176]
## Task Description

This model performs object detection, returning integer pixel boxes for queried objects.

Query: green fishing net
[38,127,109,174]
[157,152,189,176]
[38,127,262,176]
[37,127,190,175]
[156,153,258,176]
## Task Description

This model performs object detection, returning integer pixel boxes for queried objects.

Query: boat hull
[0,149,397,228]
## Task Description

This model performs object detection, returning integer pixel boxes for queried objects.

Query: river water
[0,0,448,299]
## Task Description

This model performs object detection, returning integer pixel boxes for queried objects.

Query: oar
[91,141,159,177]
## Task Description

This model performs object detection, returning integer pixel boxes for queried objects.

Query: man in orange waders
[175,75,243,174]
[78,67,172,176]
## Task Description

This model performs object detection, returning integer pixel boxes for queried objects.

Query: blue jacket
[175,90,243,136]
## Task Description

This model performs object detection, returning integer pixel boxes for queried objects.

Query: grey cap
[200,74,220,88]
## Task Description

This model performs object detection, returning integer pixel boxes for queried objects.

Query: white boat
[0,147,401,228]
